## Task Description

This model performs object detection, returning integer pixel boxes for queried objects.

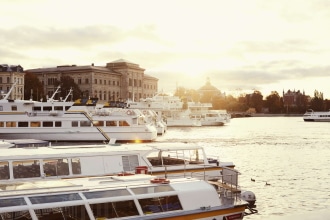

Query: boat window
[55,121,62,127]
[0,197,26,207]
[0,122,3,127]
[43,121,53,127]
[6,121,16,127]
[54,106,64,111]
[13,160,40,179]
[90,200,138,219]
[11,105,17,111]
[122,155,139,171]
[33,106,42,111]
[139,195,182,214]
[131,185,174,195]
[80,121,91,127]
[29,193,81,204]
[43,106,52,111]
[31,121,41,127]
[119,121,129,126]
[106,121,117,126]
[65,106,71,111]
[0,106,2,111]
[83,189,130,199]
[72,121,78,127]
[43,159,69,177]
[71,158,81,174]
[18,121,29,127]
[93,120,104,126]
[0,211,32,220]
[34,205,90,220]
[0,161,9,180]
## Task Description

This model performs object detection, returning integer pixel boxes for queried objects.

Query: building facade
[0,64,24,100]
[26,59,158,103]
[282,89,306,107]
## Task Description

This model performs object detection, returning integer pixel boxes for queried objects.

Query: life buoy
[150,178,170,184]
[127,110,132,115]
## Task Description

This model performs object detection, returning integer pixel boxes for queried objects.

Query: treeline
[174,87,330,114]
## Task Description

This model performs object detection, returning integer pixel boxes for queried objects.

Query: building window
[85,78,89,84]
[94,79,97,84]
[78,78,82,84]
[129,79,132,86]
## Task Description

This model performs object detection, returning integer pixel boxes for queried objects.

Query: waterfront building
[283,89,306,107]
[0,64,24,100]
[26,59,158,103]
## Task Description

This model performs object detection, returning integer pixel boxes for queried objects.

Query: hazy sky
[2,0,330,98]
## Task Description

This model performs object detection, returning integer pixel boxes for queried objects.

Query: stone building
[282,89,306,107]
[0,64,24,100]
[26,59,158,103]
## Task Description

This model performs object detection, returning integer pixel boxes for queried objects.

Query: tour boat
[126,94,230,127]
[0,86,157,142]
[0,174,256,219]
[0,142,234,182]
[102,102,167,135]
[303,109,330,122]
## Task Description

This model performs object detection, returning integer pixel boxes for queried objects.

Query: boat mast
[2,80,17,100]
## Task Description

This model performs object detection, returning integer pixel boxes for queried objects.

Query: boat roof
[0,175,210,199]
[0,142,205,160]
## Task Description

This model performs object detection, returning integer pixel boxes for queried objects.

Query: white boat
[0,174,256,219]
[303,109,330,122]
[102,101,167,135]
[127,95,202,127]
[188,102,231,126]
[0,142,234,182]
[127,94,230,127]
[0,86,157,142]
[0,142,257,219]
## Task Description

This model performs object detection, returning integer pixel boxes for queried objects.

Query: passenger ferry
[303,109,330,122]
[0,174,256,219]
[126,94,230,127]
[0,86,157,142]
[103,101,167,135]
[0,142,234,182]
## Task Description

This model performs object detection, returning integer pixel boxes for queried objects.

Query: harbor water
[157,117,330,219]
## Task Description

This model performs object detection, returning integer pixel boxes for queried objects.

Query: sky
[2,0,330,98]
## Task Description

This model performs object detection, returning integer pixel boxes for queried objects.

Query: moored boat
[303,109,330,122]
[0,142,234,182]
[0,174,256,219]
[0,86,157,142]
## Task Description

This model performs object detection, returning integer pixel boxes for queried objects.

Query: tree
[265,91,282,113]
[54,76,82,101]
[24,72,45,101]
[309,90,324,111]
[246,90,263,113]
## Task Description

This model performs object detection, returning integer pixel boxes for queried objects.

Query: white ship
[0,86,157,142]
[127,94,230,127]
[303,109,330,122]
[0,142,257,219]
